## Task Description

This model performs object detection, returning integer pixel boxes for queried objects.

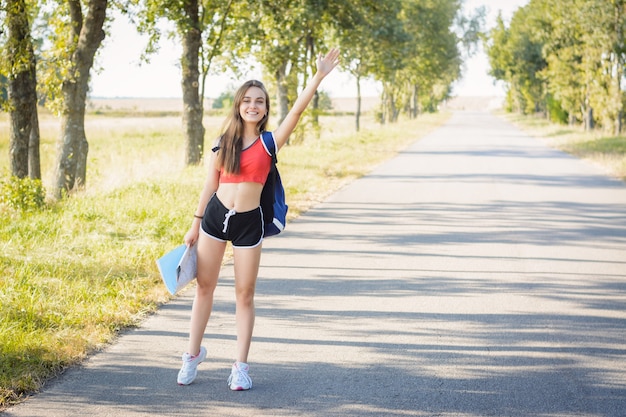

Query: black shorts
[200,194,264,248]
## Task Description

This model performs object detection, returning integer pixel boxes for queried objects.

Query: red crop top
[219,137,272,185]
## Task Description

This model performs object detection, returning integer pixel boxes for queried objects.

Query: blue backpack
[260,131,288,237]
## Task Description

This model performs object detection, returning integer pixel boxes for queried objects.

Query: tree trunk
[568,112,576,126]
[412,84,418,119]
[390,92,399,123]
[614,69,622,135]
[355,76,361,132]
[306,37,320,137]
[582,87,594,132]
[276,62,289,126]
[380,88,387,125]
[56,92,88,193]
[612,3,624,136]
[53,0,107,198]
[182,0,205,165]
[6,0,40,180]
[29,107,41,179]
[311,90,320,139]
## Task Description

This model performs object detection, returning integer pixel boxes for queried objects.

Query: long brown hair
[215,80,270,174]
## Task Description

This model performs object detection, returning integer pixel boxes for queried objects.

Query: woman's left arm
[273,48,340,150]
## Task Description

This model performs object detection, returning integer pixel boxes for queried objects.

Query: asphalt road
[6,111,626,417]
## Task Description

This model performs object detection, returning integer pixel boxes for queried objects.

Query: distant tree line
[0,0,483,198]
[485,0,626,134]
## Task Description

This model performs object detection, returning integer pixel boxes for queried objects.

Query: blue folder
[156,243,197,295]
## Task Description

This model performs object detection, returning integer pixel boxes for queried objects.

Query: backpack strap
[261,131,278,163]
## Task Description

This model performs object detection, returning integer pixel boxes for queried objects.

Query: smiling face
[239,86,268,126]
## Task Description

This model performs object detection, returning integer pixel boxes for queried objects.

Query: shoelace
[181,357,196,372]
[231,364,251,386]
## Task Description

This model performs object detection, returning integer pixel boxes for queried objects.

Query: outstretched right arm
[272,48,340,151]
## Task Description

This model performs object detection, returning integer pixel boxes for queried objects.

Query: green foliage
[486,0,626,133]
[1,0,36,77]
[0,175,46,212]
[373,0,469,120]
[212,89,234,109]
[546,94,568,124]
[487,4,546,116]
[317,90,332,111]
[0,74,7,102]
[34,0,76,115]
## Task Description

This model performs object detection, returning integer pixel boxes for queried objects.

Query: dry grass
[0,113,219,194]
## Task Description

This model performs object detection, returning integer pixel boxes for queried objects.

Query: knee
[235,286,255,307]
[196,275,217,297]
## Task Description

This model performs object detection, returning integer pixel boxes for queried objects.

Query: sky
[89,0,529,99]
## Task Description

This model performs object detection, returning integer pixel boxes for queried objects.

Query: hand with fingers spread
[271,47,340,149]
[316,47,340,78]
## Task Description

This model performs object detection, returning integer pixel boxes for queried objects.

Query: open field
[86,96,381,115]
[1,98,379,195]
[0,107,447,409]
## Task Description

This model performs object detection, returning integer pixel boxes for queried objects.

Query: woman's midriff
[215,182,264,212]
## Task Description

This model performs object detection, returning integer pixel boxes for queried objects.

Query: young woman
[177,48,339,390]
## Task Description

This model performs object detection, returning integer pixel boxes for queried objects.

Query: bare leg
[187,233,226,355]
[232,243,262,363]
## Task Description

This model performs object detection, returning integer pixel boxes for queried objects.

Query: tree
[254,0,325,128]
[579,0,626,134]
[402,0,468,117]
[486,0,626,134]
[2,0,41,179]
[374,0,465,123]
[365,1,409,124]
[137,0,236,164]
[534,0,589,125]
[486,4,546,116]
[485,14,512,97]
[333,0,402,130]
[507,4,546,115]
[180,0,204,165]
[41,0,108,198]
[198,0,235,102]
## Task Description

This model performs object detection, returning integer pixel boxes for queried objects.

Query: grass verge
[501,112,626,181]
[0,111,450,409]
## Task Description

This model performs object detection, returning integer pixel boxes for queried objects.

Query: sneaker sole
[177,370,197,386]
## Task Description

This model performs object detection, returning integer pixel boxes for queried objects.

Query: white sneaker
[227,361,252,391]
[177,346,207,385]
